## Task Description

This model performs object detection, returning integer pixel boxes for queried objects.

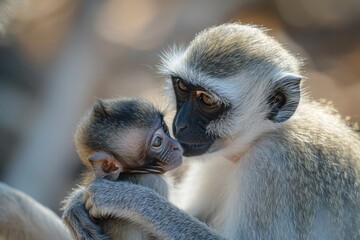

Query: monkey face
[115,118,183,174]
[171,76,230,156]
[144,123,183,173]
[159,24,303,158]
[80,98,183,177]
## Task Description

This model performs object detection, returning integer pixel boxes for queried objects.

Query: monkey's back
[99,174,169,240]
[252,101,360,239]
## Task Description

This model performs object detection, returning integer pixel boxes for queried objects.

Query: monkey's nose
[179,125,188,132]
[173,123,188,135]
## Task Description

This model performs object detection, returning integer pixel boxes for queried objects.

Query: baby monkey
[74,98,183,240]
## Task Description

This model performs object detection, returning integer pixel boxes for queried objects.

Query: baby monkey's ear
[88,152,122,181]
[93,99,109,117]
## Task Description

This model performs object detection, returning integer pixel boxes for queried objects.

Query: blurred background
[0,0,359,214]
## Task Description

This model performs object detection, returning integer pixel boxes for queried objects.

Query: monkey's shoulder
[252,103,360,195]
[262,102,359,158]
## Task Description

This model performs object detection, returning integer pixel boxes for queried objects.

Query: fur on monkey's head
[159,23,303,156]
[75,98,163,166]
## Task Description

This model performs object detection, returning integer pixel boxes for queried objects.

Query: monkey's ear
[88,152,122,181]
[268,73,302,123]
[93,99,109,116]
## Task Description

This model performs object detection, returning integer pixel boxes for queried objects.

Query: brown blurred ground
[0,0,359,213]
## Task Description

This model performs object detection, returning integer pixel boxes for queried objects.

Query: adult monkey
[63,23,360,240]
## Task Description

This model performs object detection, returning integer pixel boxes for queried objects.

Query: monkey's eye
[198,92,217,106]
[174,78,188,92]
[152,136,163,148]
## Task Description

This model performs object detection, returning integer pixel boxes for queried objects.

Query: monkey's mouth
[178,141,212,157]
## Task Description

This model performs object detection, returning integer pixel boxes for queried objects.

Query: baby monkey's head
[75,98,183,180]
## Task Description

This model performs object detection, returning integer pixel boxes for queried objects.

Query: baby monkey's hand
[83,179,115,219]
[62,187,110,240]
[83,178,162,222]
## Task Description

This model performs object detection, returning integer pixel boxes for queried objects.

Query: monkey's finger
[83,190,90,204]
[64,207,108,240]
[88,205,100,219]
[84,198,93,211]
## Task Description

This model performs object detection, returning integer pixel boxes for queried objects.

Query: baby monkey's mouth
[126,152,182,175]
[126,168,164,174]
[125,160,173,174]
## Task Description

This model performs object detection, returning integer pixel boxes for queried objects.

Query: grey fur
[62,180,223,240]
[62,187,108,240]
[0,182,71,240]
[75,97,163,164]
[97,175,167,240]
[83,179,224,240]
[185,24,300,78]
[159,23,300,79]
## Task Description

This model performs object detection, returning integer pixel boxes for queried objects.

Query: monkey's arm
[84,179,225,240]
[62,186,110,240]
[0,182,71,240]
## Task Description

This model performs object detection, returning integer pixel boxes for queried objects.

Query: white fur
[172,156,235,220]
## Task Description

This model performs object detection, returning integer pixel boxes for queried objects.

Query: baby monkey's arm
[64,147,223,240]
[83,179,225,240]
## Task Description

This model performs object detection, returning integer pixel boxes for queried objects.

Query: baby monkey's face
[135,118,183,174]
[84,98,183,181]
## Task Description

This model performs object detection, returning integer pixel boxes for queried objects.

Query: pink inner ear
[102,160,119,173]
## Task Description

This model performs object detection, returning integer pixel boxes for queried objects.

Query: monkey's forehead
[108,127,150,159]
[113,126,151,139]
[159,24,299,81]
[185,24,298,78]
[78,112,161,154]
[104,99,163,126]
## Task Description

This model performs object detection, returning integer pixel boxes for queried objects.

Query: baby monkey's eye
[152,136,163,148]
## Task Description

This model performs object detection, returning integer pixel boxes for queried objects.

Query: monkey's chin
[179,142,212,157]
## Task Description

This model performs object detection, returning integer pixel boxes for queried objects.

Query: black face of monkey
[171,77,230,156]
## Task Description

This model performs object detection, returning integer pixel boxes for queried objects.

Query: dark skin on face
[171,76,229,156]
[88,118,183,181]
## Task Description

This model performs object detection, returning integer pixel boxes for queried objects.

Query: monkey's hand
[83,179,226,240]
[62,186,110,240]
